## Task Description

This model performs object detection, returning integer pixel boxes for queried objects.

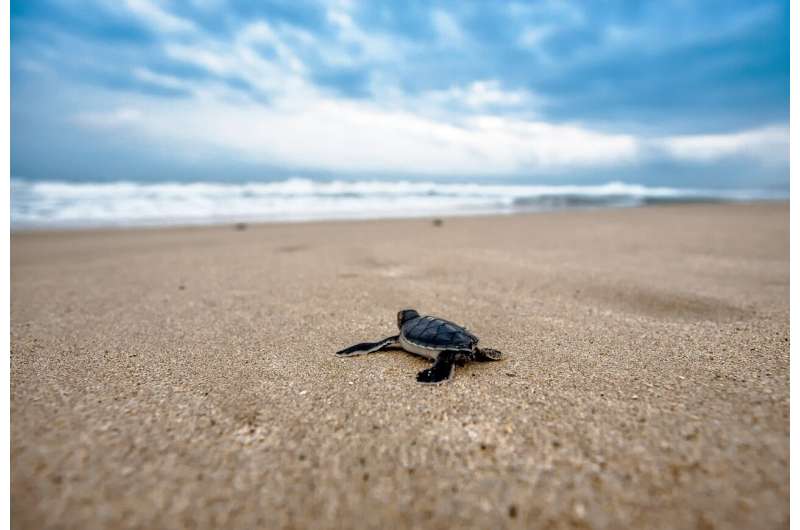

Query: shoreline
[10,198,789,235]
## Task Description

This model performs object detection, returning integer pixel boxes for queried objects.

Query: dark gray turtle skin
[335,309,504,384]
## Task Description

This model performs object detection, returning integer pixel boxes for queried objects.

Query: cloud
[164,43,229,75]
[80,16,634,175]
[431,9,465,45]
[324,6,407,64]
[74,107,143,128]
[518,25,554,48]
[658,125,788,165]
[132,67,187,90]
[426,80,536,109]
[72,73,785,178]
[116,96,637,175]
[123,0,196,33]
[10,0,789,187]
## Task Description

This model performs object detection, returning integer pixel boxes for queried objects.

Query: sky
[10,0,789,188]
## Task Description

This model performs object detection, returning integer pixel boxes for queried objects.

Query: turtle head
[397,309,420,329]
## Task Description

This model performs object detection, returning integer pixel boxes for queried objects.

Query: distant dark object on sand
[234,222,248,231]
[432,218,443,227]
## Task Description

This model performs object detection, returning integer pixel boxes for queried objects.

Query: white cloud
[425,80,538,109]
[516,25,558,66]
[68,2,787,178]
[188,0,224,10]
[77,79,787,176]
[81,88,638,175]
[124,0,195,33]
[133,67,187,90]
[519,25,554,47]
[71,14,635,174]
[601,4,780,55]
[508,1,585,26]
[658,125,788,165]
[237,21,306,74]
[162,22,311,98]
[432,10,465,45]
[74,107,143,128]
[16,59,49,75]
[164,44,229,75]
[324,7,408,64]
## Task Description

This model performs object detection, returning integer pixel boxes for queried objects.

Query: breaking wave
[11,178,786,229]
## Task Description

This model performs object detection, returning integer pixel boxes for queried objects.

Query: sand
[11,203,789,529]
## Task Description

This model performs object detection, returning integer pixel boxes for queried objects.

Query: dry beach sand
[11,203,789,529]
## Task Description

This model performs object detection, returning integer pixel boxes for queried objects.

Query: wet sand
[11,203,789,529]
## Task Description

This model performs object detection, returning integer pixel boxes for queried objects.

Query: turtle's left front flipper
[335,335,399,357]
[416,350,457,384]
[473,348,504,362]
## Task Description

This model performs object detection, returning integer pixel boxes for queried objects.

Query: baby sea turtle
[335,309,504,384]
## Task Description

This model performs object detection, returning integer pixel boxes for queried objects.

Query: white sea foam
[10,178,786,229]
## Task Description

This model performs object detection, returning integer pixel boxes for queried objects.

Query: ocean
[10,178,787,229]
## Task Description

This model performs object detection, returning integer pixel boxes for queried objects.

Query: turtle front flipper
[473,348,504,361]
[335,335,399,357]
[416,350,457,384]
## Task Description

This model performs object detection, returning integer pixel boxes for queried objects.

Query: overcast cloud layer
[11,0,789,188]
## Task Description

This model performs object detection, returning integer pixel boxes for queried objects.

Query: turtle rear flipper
[474,348,503,361]
[335,335,399,357]
[416,350,457,384]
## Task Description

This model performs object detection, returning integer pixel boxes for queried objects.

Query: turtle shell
[401,315,477,351]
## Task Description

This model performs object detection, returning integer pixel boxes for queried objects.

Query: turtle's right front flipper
[335,335,399,357]
[416,350,457,384]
